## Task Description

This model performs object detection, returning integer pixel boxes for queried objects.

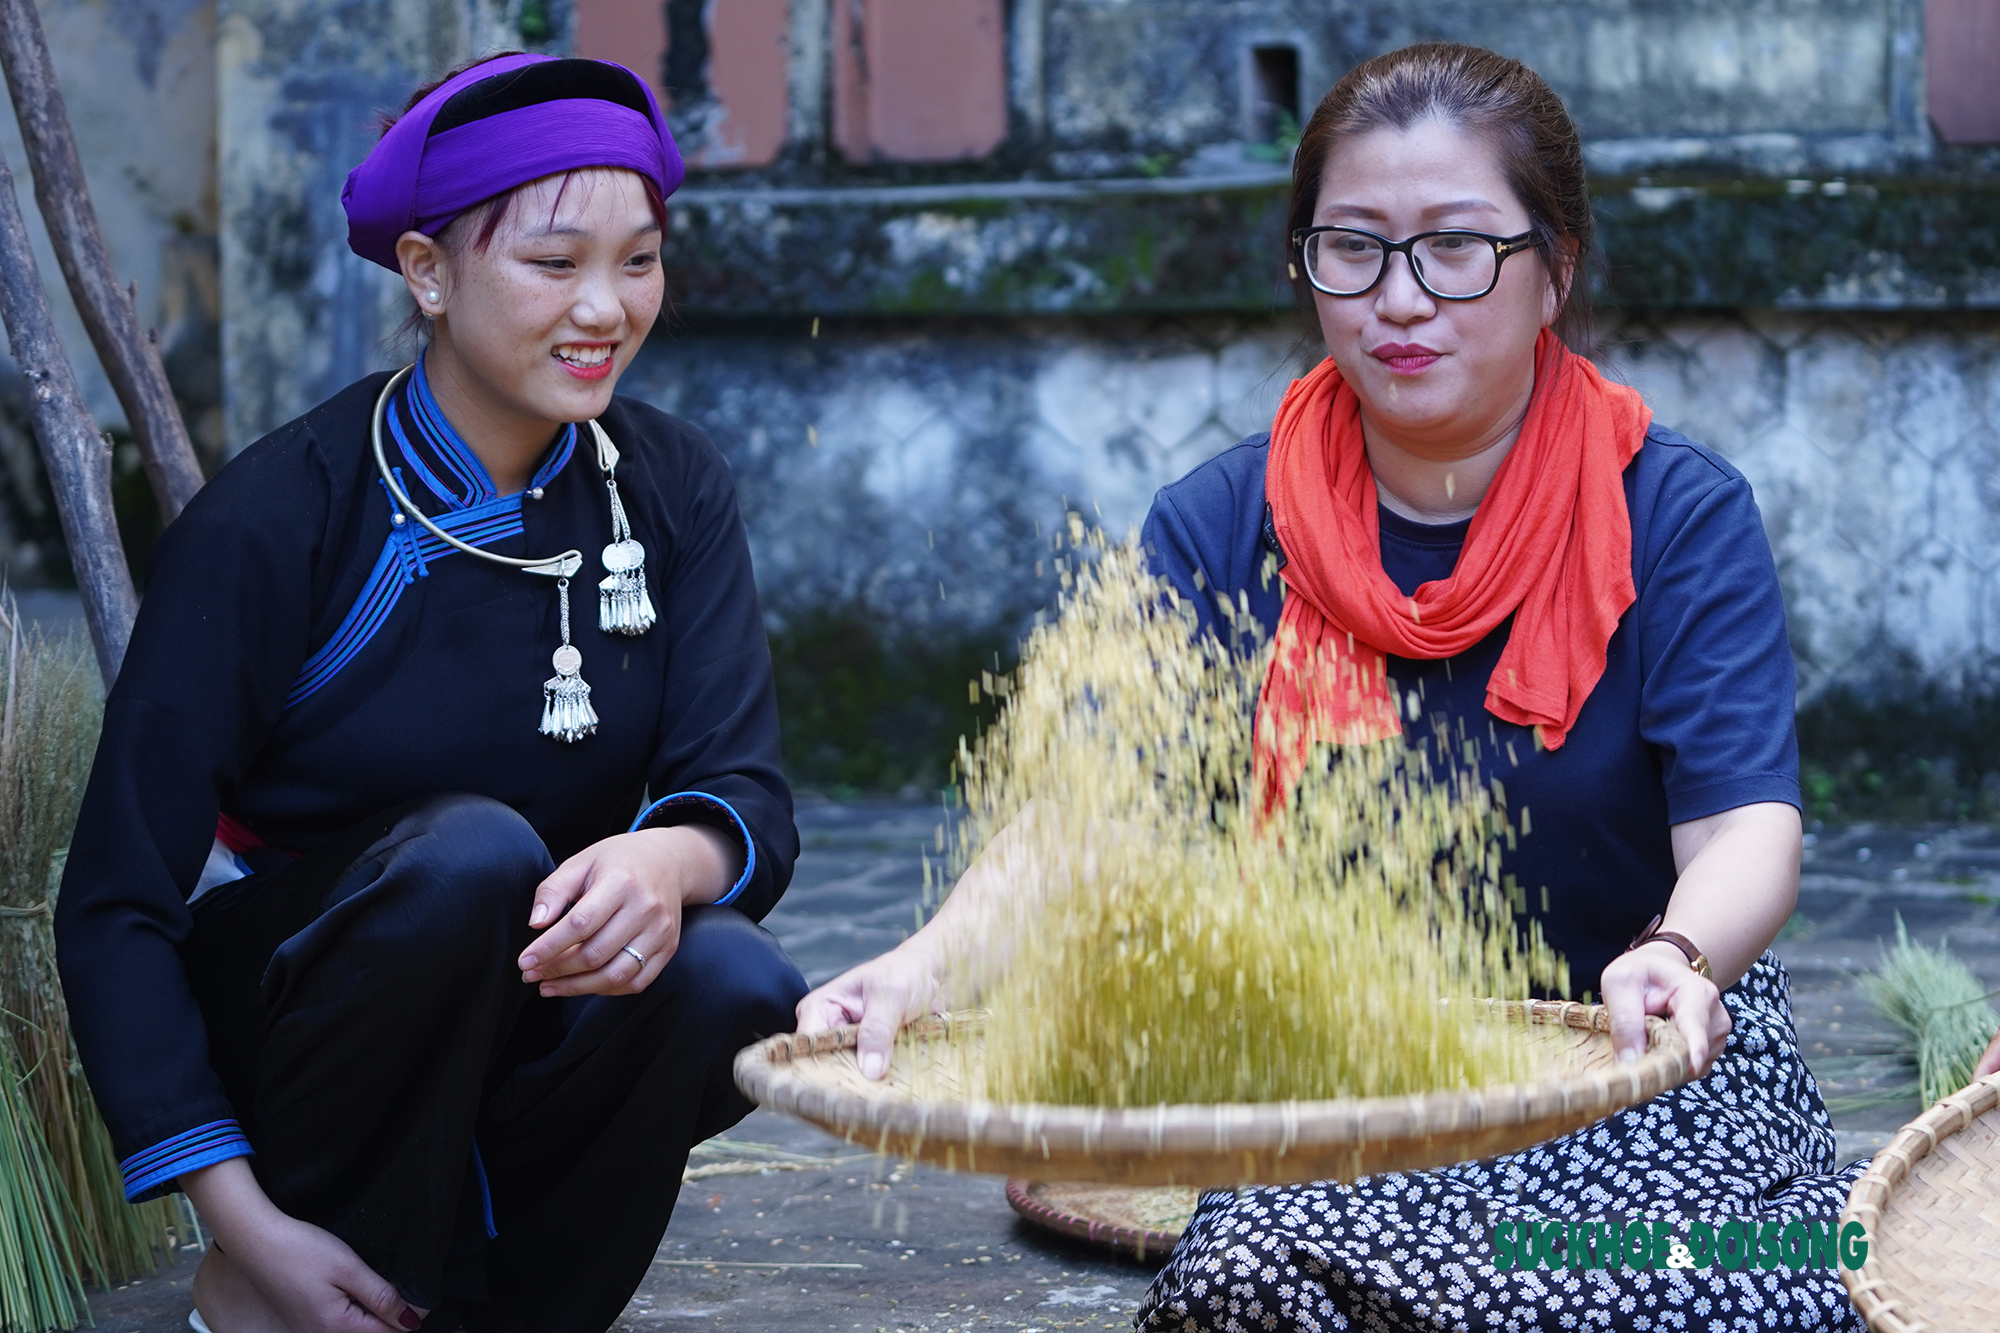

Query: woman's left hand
[1976,1025,2000,1082]
[517,825,738,997]
[1599,941,1733,1079]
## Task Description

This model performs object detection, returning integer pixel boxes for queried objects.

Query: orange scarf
[1254,331,1652,809]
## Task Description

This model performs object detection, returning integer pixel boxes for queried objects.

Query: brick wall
[1926,0,2000,145]
[576,0,1009,166]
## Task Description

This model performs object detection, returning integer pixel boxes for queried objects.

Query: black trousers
[184,794,807,1332]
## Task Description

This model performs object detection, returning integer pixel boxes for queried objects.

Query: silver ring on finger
[622,944,647,968]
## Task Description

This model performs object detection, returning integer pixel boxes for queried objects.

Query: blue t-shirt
[1140,424,1800,995]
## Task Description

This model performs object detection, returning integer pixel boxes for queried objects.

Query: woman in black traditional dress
[801,43,1868,1333]
[55,53,804,1333]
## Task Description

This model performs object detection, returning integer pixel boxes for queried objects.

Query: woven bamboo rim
[1004,1179,1196,1262]
[1839,1069,2000,1333]
[734,1001,1689,1187]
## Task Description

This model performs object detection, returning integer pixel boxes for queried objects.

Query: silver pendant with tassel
[370,370,636,742]
[539,577,598,743]
[597,466,656,636]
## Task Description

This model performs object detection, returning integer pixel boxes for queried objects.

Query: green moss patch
[1798,681,2000,824]
[770,604,1011,796]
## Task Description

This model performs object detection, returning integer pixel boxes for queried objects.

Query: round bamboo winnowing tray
[1004,1179,1196,1261]
[1840,1069,2000,1333]
[734,1001,1690,1187]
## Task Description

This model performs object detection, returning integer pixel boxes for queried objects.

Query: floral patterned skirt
[1137,954,1868,1332]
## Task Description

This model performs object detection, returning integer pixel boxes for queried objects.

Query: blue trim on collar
[410,356,498,506]
[286,363,592,706]
[531,419,580,491]
[386,395,468,510]
[630,792,756,906]
[401,355,581,510]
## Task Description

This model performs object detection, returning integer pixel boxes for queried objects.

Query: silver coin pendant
[552,644,583,677]
[602,539,645,574]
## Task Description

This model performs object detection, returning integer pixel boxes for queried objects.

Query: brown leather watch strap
[1626,914,1714,979]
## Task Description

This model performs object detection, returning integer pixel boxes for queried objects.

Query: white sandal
[188,1312,213,1332]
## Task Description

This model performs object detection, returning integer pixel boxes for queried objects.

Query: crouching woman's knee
[366,793,553,956]
[665,905,807,1041]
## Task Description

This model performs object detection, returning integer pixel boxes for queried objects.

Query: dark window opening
[664,0,713,108]
[1252,45,1301,144]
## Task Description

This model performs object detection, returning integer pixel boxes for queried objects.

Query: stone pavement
[74,803,2000,1332]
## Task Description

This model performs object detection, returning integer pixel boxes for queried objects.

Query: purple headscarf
[343,54,685,273]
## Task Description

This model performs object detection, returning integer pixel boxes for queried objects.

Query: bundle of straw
[1860,914,2000,1107]
[931,529,1566,1108]
[1,587,189,1329]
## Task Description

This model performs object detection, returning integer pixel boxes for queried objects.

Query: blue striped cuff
[120,1119,254,1201]
[631,791,755,906]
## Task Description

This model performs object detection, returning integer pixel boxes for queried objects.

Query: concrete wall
[570,0,1977,175]
[620,316,1302,641]
[575,0,790,168]
[187,0,2000,764]
[1607,311,2000,696]
[619,308,2000,712]
[214,0,559,456]
[205,0,1998,454]
[6,0,1999,788]
[1,0,219,584]
[1036,0,1935,177]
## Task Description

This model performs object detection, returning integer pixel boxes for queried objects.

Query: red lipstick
[553,342,617,382]
[1370,342,1442,375]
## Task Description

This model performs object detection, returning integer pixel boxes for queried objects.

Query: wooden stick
[0,0,205,525]
[0,143,136,684]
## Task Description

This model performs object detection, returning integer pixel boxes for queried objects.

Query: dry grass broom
[1859,914,2000,1107]
[1,587,193,1330]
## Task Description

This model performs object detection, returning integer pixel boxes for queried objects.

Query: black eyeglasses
[1290,226,1538,300]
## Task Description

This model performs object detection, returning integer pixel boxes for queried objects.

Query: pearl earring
[425,291,440,306]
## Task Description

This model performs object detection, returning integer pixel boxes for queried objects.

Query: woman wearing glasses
[800,42,1864,1332]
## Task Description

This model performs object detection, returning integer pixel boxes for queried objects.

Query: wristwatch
[1626,914,1713,981]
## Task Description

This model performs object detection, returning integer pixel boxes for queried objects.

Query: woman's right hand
[797,799,1066,1082]
[183,1157,422,1331]
[1599,942,1731,1078]
[796,944,942,1081]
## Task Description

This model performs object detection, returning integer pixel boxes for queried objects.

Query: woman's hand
[220,1214,418,1332]
[794,798,1075,1081]
[1599,941,1732,1078]
[518,824,739,997]
[797,944,943,1081]
[184,1158,421,1332]
[1976,1026,2000,1082]
[1598,801,1797,1081]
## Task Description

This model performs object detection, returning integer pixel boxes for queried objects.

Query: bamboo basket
[734,1001,1690,1187]
[1840,1069,2000,1333]
[1003,1180,1196,1261]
